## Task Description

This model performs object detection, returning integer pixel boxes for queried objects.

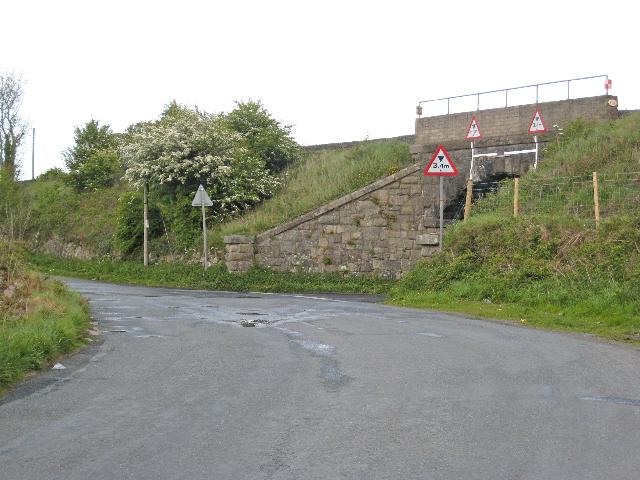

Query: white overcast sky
[3,0,639,178]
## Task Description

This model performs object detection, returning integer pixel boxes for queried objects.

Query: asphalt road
[2,279,640,479]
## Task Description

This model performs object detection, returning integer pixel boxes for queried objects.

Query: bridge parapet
[412,95,618,156]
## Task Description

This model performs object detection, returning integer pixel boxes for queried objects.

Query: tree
[121,102,281,221]
[224,100,300,172]
[63,119,122,191]
[0,73,28,179]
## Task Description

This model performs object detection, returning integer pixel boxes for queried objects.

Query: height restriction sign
[465,115,483,140]
[528,108,547,134]
[423,145,459,176]
[423,145,458,252]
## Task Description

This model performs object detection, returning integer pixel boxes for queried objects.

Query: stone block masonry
[224,96,618,277]
[413,95,617,149]
[223,235,255,272]
[254,164,432,278]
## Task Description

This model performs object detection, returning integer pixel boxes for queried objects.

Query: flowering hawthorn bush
[121,103,281,219]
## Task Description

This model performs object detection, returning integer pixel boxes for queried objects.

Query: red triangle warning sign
[528,108,547,134]
[465,115,483,140]
[423,145,459,177]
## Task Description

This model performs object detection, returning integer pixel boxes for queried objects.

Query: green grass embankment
[211,140,412,246]
[22,175,126,257]
[390,215,640,341]
[1,244,91,394]
[389,114,640,342]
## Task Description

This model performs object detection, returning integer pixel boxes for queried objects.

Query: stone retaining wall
[254,165,431,278]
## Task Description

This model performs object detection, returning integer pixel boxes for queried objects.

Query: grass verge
[390,292,640,343]
[1,246,91,395]
[388,210,640,343]
[27,253,394,295]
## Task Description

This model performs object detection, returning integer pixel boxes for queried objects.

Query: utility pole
[31,128,35,180]
[143,181,149,266]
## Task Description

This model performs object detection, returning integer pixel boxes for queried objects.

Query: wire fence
[462,172,640,224]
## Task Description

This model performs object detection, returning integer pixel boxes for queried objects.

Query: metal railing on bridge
[416,74,610,117]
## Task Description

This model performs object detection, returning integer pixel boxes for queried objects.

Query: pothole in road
[241,319,271,327]
[197,311,350,392]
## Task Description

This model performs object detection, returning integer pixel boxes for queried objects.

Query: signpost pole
[192,184,212,271]
[439,176,444,252]
[423,145,458,253]
[465,117,482,180]
[528,109,546,169]
[201,199,208,270]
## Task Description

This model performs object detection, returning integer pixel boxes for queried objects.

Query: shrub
[121,102,281,221]
[223,100,301,172]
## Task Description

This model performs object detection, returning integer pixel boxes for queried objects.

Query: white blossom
[120,104,281,219]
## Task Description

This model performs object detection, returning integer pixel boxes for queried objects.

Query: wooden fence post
[593,171,600,230]
[513,177,519,218]
[464,178,473,221]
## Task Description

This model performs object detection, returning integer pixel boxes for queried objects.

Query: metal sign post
[423,145,459,252]
[528,108,547,169]
[201,202,207,269]
[465,116,483,181]
[439,177,444,251]
[192,185,213,270]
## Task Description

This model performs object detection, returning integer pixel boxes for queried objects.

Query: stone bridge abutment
[225,95,618,277]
